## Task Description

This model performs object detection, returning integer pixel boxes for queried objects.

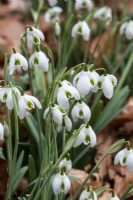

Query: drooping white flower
[73,124,96,148]
[94,6,112,26]
[0,123,4,140]
[52,173,71,195]
[18,94,42,119]
[26,27,44,48]
[0,87,21,110]
[109,196,120,200]
[71,101,91,122]
[48,0,58,7]
[114,147,133,171]
[29,51,49,72]
[59,157,72,173]
[120,21,133,40]
[72,21,91,41]
[73,70,100,98]
[9,52,28,75]
[54,21,61,36]
[57,80,80,110]
[43,104,72,132]
[44,6,63,23]
[75,0,93,11]
[100,74,117,99]
[79,188,97,200]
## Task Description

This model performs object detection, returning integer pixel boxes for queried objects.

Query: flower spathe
[100,74,117,99]
[18,94,42,119]
[57,80,80,110]
[73,125,96,148]
[52,173,71,195]
[59,157,72,173]
[43,104,72,132]
[44,6,63,23]
[26,27,44,48]
[79,188,97,200]
[71,101,91,122]
[9,52,28,75]
[0,123,4,140]
[75,0,93,11]
[71,21,91,41]
[29,51,49,72]
[0,87,21,110]
[94,6,112,26]
[73,70,99,98]
[114,148,133,172]
[48,0,58,7]
[120,21,133,40]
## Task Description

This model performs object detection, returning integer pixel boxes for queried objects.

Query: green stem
[62,127,66,151]
[83,39,90,63]
[120,184,133,200]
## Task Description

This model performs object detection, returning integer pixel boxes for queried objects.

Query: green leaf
[15,151,24,173]
[28,155,37,185]
[11,166,28,196]
[95,186,108,196]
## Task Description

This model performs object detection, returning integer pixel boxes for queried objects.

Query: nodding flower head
[43,104,72,132]
[73,124,96,148]
[29,51,49,72]
[26,27,44,48]
[72,21,91,41]
[94,6,112,26]
[52,172,71,195]
[44,6,63,23]
[18,94,42,119]
[79,187,97,200]
[48,0,58,7]
[120,21,133,40]
[57,80,80,110]
[9,52,28,75]
[75,0,93,11]
[59,156,72,173]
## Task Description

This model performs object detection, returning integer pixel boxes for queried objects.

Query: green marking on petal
[66,91,71,98]
[3,93,8,101]
[15,59,20,66]
[27,101,33,109]
[61,182,65,190]
[34,57,39,65]
[34,36,40,44]
[79,110,83,117]
[85,135,90,143]
[90,79,94,85]
[75,77,79,84]
[98,81,102,88]
[78,26,82,33]
[122,157,127,164]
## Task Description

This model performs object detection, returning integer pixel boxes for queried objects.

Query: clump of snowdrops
[1,0,133,200]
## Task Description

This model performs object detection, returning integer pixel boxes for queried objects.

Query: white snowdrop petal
[125,24,133,40]
[81,102,91,122]
[6,90,14,110]
[71,103,80,122]
[43,107,50,119]
[52,174,62,195]
[64,115,72,132]
[110,196,120,200]
[102,76,114,99]
[82,21,90,41]
[52,106,63,125]
[57,88,69,110]
[86,126,96,147]
[0,123,4,140]
[38,52,49,72]
[18,97,27,119]
[19,54,28,71]
[120,23,127,35]
[73,128,86,147]
[48,0,58,6]
[57,124,62,132]
[33,28,44,41]
[126,152,133,172]
[76,74,91,98]
[114,148,127,166]
[63,175,71,194]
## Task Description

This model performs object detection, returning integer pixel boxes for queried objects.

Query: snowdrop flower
[110,196,120,200]
[54,21,61,36]
[48,0,58,7]
[114,147,133,171]
[26,27,44,48]
[94,6,112,26]
[59,156,72,173]
[44,6,63,23]
[0,123,4,140]
[57,80,80,110]
[29,51,49,72]
[75,0,93,11]
[0,87,21,110]
[99,74,117,99]
[52,172,71,195]
[73,70,99,98]
[43,104,72,132]
[72,21,90,41]
[71,101,91,122]
[9,52,28,75]
[120,21,133,40]
[79,187,97,200]
[73,124,96,148]
[18,94,42,119]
